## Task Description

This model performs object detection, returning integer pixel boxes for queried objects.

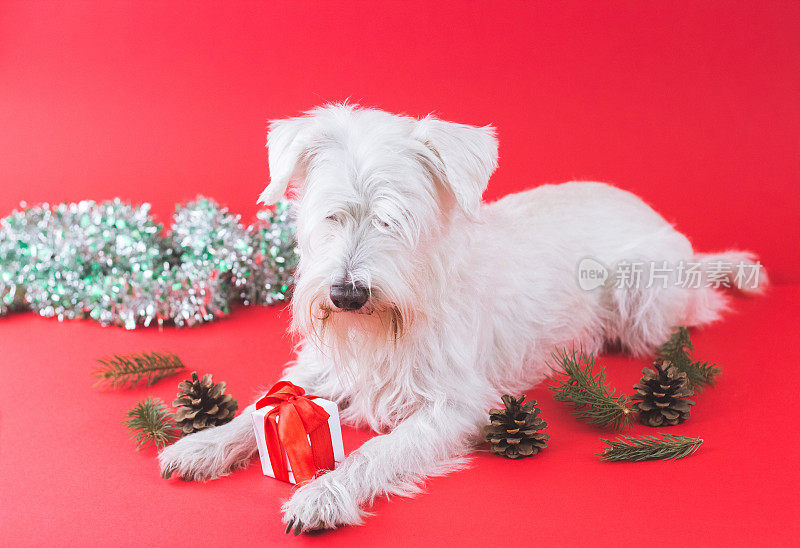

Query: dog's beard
[294,292,410,373]
[309,296,406,347]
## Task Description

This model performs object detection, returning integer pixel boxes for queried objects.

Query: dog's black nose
[330,283,369,311]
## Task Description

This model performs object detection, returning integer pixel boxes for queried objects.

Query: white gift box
[251,397,345,484]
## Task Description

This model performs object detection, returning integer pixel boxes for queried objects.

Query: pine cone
[173,372,238,435]
[632,360,695,427]
[484,395,549,459]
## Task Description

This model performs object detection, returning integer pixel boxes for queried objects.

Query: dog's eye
[373,218,391,230]
[326,214,343,224]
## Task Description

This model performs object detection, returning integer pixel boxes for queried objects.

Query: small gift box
[251,381,344,484]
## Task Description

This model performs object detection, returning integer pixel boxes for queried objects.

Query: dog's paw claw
[283,518,305,535]
[160,464,176,480]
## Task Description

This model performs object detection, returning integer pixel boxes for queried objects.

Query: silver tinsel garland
[0,197,298,328]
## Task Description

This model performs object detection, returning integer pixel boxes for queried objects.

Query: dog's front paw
[281,473,366,534]
[158,423,255,481]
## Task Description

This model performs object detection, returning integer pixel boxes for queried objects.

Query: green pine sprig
[549,347,633,431]
[123,397,179,450]
[657,327,720,391]
[92,351,186,388]
[598,434,703,462]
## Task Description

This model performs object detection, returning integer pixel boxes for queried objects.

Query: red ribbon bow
[255,381,335,484]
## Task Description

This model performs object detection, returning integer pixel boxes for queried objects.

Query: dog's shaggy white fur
[159,104,765,532]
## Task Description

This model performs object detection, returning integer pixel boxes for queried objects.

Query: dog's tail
[685,250,768,327]
[695,250,768,294]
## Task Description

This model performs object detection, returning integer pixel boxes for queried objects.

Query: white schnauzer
[159,104,764,532]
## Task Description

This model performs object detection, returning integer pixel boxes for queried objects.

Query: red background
[1,2,798,546]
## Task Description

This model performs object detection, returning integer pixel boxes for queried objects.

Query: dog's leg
[282,402,480,533]
[158,401,259,481]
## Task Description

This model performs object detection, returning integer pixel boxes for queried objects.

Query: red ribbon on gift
[255,381,335,485]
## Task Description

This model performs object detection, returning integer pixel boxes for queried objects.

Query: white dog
[159,104,764,533]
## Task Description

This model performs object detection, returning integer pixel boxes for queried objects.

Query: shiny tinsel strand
[248,200,298,306]
[0,197,297,328]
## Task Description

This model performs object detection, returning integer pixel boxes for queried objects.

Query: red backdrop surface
[0,2,798,547]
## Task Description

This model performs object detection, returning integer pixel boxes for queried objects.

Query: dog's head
[259,104,497,351]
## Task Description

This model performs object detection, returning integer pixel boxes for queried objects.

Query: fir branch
[92,351,185,388]
[656,326,693,357]
[657,327,720,391]
[123,397,179,450]
[549,347,633,431]
[685,360,722,389]
[598,434,703,462]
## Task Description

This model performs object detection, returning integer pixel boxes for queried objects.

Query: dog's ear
[414,116,498,217]
[258,116,313,205]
